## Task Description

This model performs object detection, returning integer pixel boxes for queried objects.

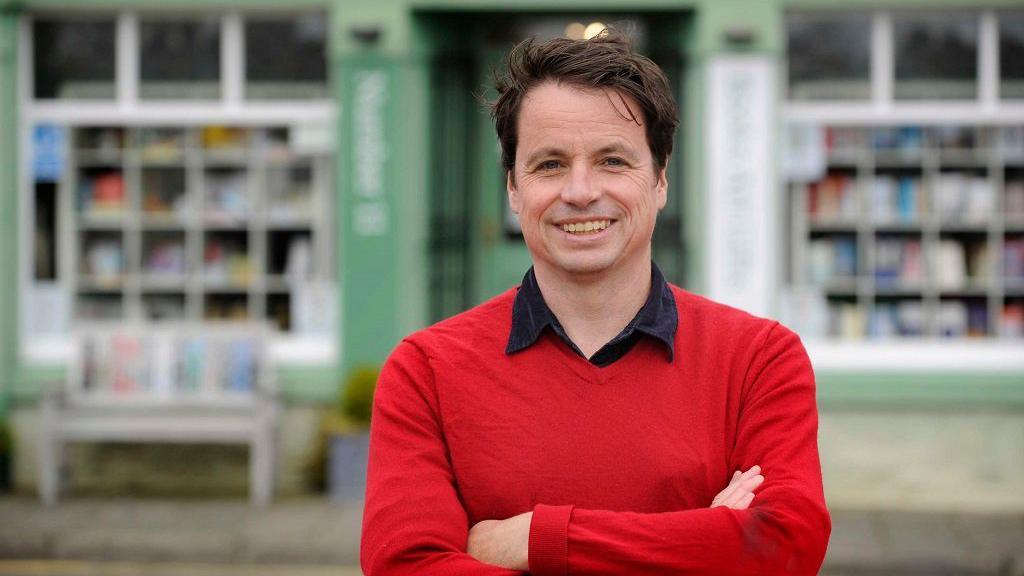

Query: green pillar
[0,7,19,417]
[335,6,429,378]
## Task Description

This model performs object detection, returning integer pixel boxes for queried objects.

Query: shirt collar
[505,263,677,363]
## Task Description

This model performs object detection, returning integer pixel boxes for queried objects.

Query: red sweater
[360,285,831,575]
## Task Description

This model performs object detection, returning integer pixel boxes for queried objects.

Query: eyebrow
[594,142,639,159]
[522,147,565,168]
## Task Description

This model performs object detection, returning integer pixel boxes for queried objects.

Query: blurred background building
[0,0,1022,520]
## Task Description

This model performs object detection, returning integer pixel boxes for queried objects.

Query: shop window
[1000,13,1024,100]
[784,125,1024,341]
[245,15,328,100]
[786,14,871,101]
[33,18,116,99]
[140,18,221,100]
[26,124,333,337]
[894,13,978,100]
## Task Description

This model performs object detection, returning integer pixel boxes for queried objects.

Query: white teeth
[561,220,610,234]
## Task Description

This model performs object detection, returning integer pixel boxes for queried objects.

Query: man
[361,31,830,575]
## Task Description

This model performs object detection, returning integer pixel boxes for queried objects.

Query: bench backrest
[68,323,272,406]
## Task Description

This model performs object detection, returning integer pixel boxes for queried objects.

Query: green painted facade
[1,0,1022,421]
[1,6,18,419]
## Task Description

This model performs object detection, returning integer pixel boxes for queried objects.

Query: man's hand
[467,511,532,570]
[711,465,764,510]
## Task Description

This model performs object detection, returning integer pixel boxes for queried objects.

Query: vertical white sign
[352,69,390,237]
[706,55,776,317]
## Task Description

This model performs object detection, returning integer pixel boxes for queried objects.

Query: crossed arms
[465,465,766,570]
[360,325,831,575]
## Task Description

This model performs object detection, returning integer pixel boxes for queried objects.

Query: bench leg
[39,397,61,506]
[251,419,274,506]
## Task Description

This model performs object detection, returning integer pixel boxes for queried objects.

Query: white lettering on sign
[354,202,389,237]
[354,70,388,199]
[352,69,391,237]
[706,56,776,317]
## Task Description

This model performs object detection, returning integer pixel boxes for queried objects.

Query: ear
[507,171,521,214]
[655,163,668,210]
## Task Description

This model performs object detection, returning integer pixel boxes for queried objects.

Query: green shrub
[303,366,380,492]
[0,418,10,454]
[338,365,379,427]
[0,417,11,492]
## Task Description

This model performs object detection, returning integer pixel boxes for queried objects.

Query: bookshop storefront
[1,0,1023,507]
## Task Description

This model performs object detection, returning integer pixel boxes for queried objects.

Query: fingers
[713,474,762,509]
[711,465,764,509]
[736,492,755,510]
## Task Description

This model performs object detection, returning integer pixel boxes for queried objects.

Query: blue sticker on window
[34,124,65,183]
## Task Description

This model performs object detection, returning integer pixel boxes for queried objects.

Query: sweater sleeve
[528,324,831,576]
[360,339,526,576]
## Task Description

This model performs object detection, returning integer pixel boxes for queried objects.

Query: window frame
[18,10,338,367]
[785,11,873,103]
[781,9,1024,375]
[784,9,1024,124]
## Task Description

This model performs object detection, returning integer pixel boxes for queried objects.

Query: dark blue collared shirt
[505,263,678,367]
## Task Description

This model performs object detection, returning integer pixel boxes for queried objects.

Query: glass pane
[33,19,116,99]
[1001,13,1024,99]
[245,14,327,99]
[894,14,978,100]
[787,14,871,101]
[140,18,220,100]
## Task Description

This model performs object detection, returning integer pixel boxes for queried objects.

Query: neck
[534,256,653,359]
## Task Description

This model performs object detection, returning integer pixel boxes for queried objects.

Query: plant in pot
[325,365,378,502]
[0,417,11,494]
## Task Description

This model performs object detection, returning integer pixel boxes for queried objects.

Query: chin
[548,254,619,277]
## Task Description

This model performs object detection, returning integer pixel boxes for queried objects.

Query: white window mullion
[872,11,893,112]
[117,12,138,109]
[979,10,998,108]
[223,13,244,108]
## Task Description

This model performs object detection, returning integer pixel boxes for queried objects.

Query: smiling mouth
[559,219,611,235]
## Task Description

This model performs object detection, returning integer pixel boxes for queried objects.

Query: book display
[77,328,264,401]
[67,125,331,332]
[789,125,1024,340]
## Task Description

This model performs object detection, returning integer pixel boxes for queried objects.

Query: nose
[560,162,601,207]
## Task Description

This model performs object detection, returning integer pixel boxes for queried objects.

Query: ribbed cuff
[528,504,573,576]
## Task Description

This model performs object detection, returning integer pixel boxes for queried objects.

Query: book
[1002,304,1024,338]
[869,300,925,338]
[1005,240,1024,280]
[78,171,125,216]
[934,240,967,290]
[225,339,258,393]
[938,301,968,338]
[808,237,857,284]
[875,238,922,287]
[934,174,994,224]
[109,334,143,395]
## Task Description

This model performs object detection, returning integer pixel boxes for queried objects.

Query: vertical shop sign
[352,70,390,237]
[706,55,776,317]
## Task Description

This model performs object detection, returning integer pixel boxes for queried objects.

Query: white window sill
[805,340,1024,373]
[22,334,337,367]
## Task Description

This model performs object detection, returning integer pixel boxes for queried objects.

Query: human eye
[604,156,627,167]
[537,159,561,171]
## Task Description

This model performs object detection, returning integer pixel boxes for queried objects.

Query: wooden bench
[38,324,278,506]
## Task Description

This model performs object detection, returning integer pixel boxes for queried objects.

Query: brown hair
[490,29,678,174]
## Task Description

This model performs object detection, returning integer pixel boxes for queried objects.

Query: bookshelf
[788,125,1024,340]
[67,125,332,334]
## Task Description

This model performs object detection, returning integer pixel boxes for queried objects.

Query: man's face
[508,81,667,282]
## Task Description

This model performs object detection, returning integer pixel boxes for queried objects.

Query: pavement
[0,497,1022,575]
